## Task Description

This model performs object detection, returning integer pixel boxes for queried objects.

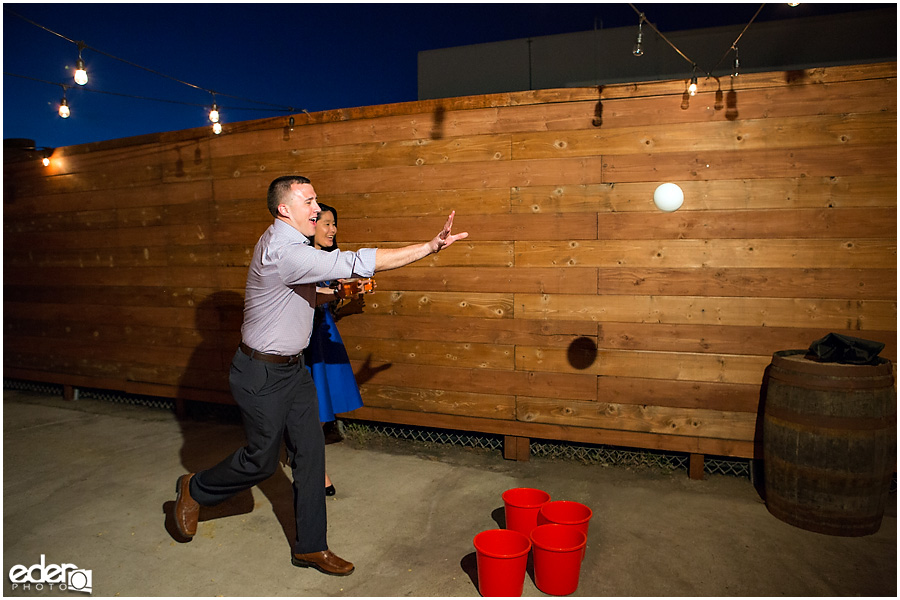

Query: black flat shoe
[323,422,344,445]
[325,484,336,497]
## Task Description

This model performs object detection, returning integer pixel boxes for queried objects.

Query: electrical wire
[8,4,768,125]
[710,4,765,73]
[628,3,766,77]
[4,72,290,113]
[627,3,695,67]
[4,7,300,113]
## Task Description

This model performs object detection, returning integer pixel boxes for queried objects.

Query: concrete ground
[3,388,896,597]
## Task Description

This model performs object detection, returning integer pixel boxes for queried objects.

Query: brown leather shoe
[291,550,355,576]
[174,474,199,538]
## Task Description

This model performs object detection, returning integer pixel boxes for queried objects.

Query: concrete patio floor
[3,387,896,597]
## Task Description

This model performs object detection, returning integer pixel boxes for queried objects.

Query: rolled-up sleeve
[276,244,376,285]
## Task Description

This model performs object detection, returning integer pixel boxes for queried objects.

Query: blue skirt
[306,305,364,423]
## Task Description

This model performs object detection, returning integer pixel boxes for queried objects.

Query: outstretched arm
[374,211,468,272]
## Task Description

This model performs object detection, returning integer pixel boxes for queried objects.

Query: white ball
[653,183,684,212]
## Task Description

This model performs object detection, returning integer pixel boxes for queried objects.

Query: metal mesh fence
[3,378,179,411]
[341,420,750,477]
[5,377,895,489]
[4,379,65,397]
[343,420,504,451]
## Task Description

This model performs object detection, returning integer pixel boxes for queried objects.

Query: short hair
[267,175,311,217]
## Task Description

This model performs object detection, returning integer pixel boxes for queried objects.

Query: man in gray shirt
[173,175,467,576]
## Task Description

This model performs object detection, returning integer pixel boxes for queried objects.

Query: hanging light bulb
[74,42,88,85]
[74,58,88,86]
[58,96,70,118]
[41,147,55,166]
[732,46,740,78]
[209,102,219,123]
[212,122,223,135]
[632,19,644,57]
[688,73,698,96]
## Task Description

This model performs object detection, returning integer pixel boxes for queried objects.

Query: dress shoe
[325,484,336,497]
[291,550,354,576]
[174,473,199,538]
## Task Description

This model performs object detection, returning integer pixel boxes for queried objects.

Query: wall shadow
[567,337,598,370]
[431,104,446,140]
[166,290,297,549]
[354,354,393,385]
[725,78,739,121]
[592,85,604,127]
[785,70,809,84]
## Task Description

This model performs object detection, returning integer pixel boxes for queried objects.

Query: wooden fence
[4,62,896,473]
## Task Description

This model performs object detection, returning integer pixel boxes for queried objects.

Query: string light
[7,71,288,121]
[73,41,87,85]
[210,95,223,133]
[58,90,70,118]
[711,4,765,76]
[630,3,765,88]
[8,141,56,166]
[5,8,302,133]
[628,4,695,67]
[10,6,776,136]
[632,16,644,57]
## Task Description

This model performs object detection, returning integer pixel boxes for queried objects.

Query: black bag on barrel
[807,332,885,365]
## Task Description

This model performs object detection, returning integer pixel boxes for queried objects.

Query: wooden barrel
[763,349,896,536]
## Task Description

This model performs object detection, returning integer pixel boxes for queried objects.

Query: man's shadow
[163,290,297,547]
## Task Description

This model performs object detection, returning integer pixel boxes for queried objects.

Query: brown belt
[239,342,304,366]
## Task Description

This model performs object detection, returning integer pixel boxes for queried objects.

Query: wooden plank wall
[4,62,896,460]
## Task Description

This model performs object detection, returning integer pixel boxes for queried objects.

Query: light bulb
[209,103,219,123]
[74,58,88,85]
[633,33,643,56]
[212,122,222,135]
[632,22,644,57]
[42,157,51,167]
[688,75,698,96]
[58,98,70,118]
[731,47,740,77]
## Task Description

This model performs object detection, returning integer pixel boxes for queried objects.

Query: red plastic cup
[538,500,593,537]
[530,524,587,596]
[473,529,531,597]
[502,487,551,536]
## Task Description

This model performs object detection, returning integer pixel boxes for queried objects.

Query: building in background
[418,6,896,100]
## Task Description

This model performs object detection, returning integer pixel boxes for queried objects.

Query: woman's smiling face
[314,209,337,249]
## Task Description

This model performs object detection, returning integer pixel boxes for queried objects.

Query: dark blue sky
[3,3,879,150]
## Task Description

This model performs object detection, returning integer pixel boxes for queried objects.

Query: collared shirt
[241,219,377,355]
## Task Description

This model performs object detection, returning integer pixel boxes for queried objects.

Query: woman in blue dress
[307,202,364,496]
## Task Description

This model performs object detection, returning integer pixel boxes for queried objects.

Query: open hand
[431,211,469,253]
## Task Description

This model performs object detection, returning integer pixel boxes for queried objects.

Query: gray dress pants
[190,348,327,554]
